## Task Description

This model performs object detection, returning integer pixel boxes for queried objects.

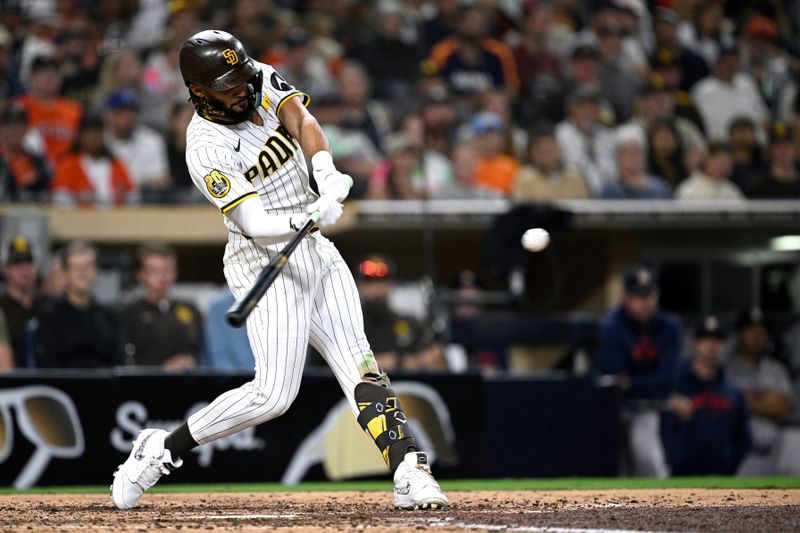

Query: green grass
[2,477,799,495]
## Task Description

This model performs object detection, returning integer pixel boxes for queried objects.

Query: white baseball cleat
[393,451,449,510]
[111,428,182,510]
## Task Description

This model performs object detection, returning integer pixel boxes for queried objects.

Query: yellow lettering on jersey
[245,128,299,182]
[204,169,231,198]
[222,48,239,65]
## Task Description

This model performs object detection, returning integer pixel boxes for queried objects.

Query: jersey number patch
[204,170,231,198]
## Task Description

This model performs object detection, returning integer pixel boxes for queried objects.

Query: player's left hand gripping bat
[226,211,320,327]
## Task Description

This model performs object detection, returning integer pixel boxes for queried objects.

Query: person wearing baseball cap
[594,264,683,476]
[661,315,752,475]
[748,122,800,198]
[724,308,796,475]
[0,235,49,368]
[104,88,171,191]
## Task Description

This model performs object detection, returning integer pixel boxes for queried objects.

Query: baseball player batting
[111,30,448,511]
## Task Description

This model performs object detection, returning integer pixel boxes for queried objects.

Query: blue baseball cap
[471,112,504,134]
[623,265,658,294]
[106,89,139,110]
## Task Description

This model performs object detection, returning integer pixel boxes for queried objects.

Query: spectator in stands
[42,250,65,299]
[421,0,461,51]
[676,143,744,200]
[474,89,528,160]
[748,122,800,198]
[51,112,136,207]
[648,49,706,134]
[594,265,683,476]
[419,86,458,155]
[349,1,420,103]
[203,288,254,371]
[140,38,186,132]
[630,75,706,172]
[776,46,800,124]
[57,22,102,105]
[555,85,616,196]
[120,244,200,370]
[646,118,690,188]
[35,241,124,368]
[0,309,11,370]
[691,42,769,143]
[0,26,24,100]
[678,1,722,67]
[314,93,381,194]
[367,131,452,199]
[227,0,275,60]
[726,308,798,475]
[92,49,143,116]
[437,141,499,199]
[545,43,614,125]
[596,19,642,122]
[661,315,752,475]
[650,8,709,91]
[427,3,519,95]
[740,16,789,117]
[512,2,562,114]
[0,236,48,368]
[165,101,198,197]
[275,27,336,100]
[728,116,767,193]
[104,89,171,194]
[0,104,51,201]
[356,254,420,371]
[337,61,392,155]
[601,125,671,199]
[15,56,82,165]
[512,122,589,201]
[471,112,519,196]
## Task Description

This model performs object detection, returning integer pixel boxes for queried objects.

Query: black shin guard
[354,382,417,471]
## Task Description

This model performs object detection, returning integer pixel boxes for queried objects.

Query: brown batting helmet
[180,30,263,124]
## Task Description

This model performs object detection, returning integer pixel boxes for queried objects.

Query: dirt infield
[1,489,799,532]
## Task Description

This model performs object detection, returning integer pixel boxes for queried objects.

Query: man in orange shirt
[16,56,82,165]
[471,112,519,195]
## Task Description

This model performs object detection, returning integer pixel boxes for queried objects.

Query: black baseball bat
[226,212,319,327]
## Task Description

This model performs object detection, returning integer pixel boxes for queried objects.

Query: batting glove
[306,194,343,227]
[312,151,353,202]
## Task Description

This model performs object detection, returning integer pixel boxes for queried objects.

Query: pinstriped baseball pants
[187,233,370,444]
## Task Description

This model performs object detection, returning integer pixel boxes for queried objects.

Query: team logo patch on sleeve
[204,170,231,198]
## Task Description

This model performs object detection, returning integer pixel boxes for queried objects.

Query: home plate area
[3,489,799,532]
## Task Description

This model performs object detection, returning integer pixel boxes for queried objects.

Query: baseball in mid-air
[521,228,550,252]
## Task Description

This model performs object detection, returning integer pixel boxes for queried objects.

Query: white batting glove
[312,151,353,202]
[306,194,343,227]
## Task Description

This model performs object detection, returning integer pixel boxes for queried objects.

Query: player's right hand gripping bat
[226,211,321,328]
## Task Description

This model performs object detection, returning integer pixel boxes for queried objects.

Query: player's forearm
[227,196,305,245]
[297,115,330,158]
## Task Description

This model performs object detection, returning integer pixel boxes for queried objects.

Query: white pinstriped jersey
[186,60,315,267]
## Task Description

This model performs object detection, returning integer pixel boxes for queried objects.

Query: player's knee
[270,394,296,417]
[249,381,298,419]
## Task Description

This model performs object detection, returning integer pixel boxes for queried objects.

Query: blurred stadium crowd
[2,0,800,477]
[2,0,800,202]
